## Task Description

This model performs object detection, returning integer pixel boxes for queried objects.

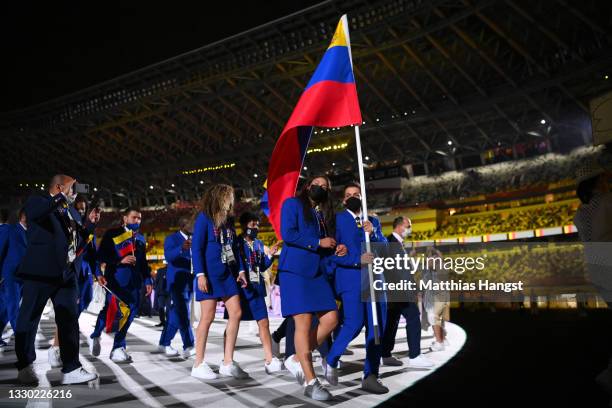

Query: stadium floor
[0,307,465,407]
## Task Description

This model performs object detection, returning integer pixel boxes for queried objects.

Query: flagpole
[353,124,381,344]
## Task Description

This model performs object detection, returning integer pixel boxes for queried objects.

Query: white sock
[306,378,317,386]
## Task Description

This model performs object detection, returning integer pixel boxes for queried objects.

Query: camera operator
[15,174,98,385]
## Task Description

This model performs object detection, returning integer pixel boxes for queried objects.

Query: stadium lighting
[93,187,98,192]
[40,187,44,191]
[540,119,546,125]
[376,118,380,122]
[149,185,154,190]
[303,166,308,170]
[412,110,416,114]
[447,140,453,145]
[365,156,370,160]
[606,75,609,80]
[332,162,336,166]
[171,184,175,188]
[199,180,204,184]
[435,150,448,156]
[253,173,258,178]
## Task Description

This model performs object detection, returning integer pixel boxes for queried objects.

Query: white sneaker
[430,341,445,352]
[264,356,284,374]
[219,360,249,379]
[444,338,450,347]
[271,338,280,357]
[284,354,304,385]
[182,347,196,359]
[408,354,434,368]
[110,347,132,363]
[164,346,179,357]
[18,365,38,385]
[61,367,97,384]
[90,337,101,357]
[320,357,338,386]
[191,362,217,380]
[48,346,62,368]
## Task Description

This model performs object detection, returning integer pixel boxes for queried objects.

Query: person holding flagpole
[323,182,390,393]
[89,208,151,363]
[278,175,340,401]
[191,184,249,380]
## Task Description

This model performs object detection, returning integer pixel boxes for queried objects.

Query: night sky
[1,1,322,112]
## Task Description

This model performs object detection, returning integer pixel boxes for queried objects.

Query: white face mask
[401,227,412,238]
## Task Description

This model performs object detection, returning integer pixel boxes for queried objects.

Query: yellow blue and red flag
[112,230,134,258]
[266,15,362,238]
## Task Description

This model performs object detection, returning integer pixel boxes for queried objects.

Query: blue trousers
[91,283,139,351]
[77,274,93,315]
[327,290,386,376]
[159,286,194,349]
[16,278,80,373]
[0,278,22,332]
[381,302,421,359]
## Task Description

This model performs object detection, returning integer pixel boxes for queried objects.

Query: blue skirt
[224,287,269,321]
[194,271,240,301]
[279,270,337,317]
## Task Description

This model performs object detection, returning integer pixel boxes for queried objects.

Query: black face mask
[309,185,328,203]
[345,196,362,212]
[245,227,258,240]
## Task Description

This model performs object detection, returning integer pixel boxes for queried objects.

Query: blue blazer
[332,210,386,295]
[236,235,273,298]
[98,226,151,288]
[0,224,9,278]
[192,213,235,280]
[18,193,95,280]
[278,197,329,278]
[1,224,27,281]
[163,231,192,292]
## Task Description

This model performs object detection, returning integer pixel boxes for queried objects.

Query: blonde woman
[191,184,248,380]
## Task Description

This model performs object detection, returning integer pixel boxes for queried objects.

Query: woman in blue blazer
[191,184,248,381]
[228,211,283,373]
[278,175,341,401]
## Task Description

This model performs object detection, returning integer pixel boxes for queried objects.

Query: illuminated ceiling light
[149,185,154,190]
[303,166,308,170]
[253,173,258,178]
[376,118,380,122]
[404,112,408,116]
[40,187,44,191]
[332,162,336,166]
[93,187,98,192]
[199,180,204,184]
[362,121,366,125]
[447,140,453,145]
[540,119,546,125]
[171,184,175,188]
[365,156,370,160]
[605,75,609,80]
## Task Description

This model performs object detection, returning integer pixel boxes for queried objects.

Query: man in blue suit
[158,217,195,358]
[0,209,11,352]
[14,175,98,385]
[90,208,152,362]
[381,216,433,369]
[323,182,389,394]
[0,209,27,340]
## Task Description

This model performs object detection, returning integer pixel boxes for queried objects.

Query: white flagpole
[354,125,380,344]
[341,14,381,344]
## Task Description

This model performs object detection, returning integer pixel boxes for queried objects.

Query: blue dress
[225,236,272,321]
[278,197,337,317]
[192,212,240,301]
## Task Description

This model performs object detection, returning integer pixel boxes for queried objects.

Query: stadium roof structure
[1,0,611,206]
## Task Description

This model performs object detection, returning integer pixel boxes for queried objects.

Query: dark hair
[577,175,601,204]
[18,208,26,221]
[392,216,405,229]
[123,207,141,216]
[343,182,361,195]
[178,217,191,229]
[297,175,335,235]
[239,211,259,228]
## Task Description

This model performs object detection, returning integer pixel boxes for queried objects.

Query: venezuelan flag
[266,15,362,238]
[113,230,134,258]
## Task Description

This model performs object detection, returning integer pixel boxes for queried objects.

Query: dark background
[1,1,322,111]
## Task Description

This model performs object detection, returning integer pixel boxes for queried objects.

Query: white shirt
[179,230,189,241]
[392,232,404,243]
